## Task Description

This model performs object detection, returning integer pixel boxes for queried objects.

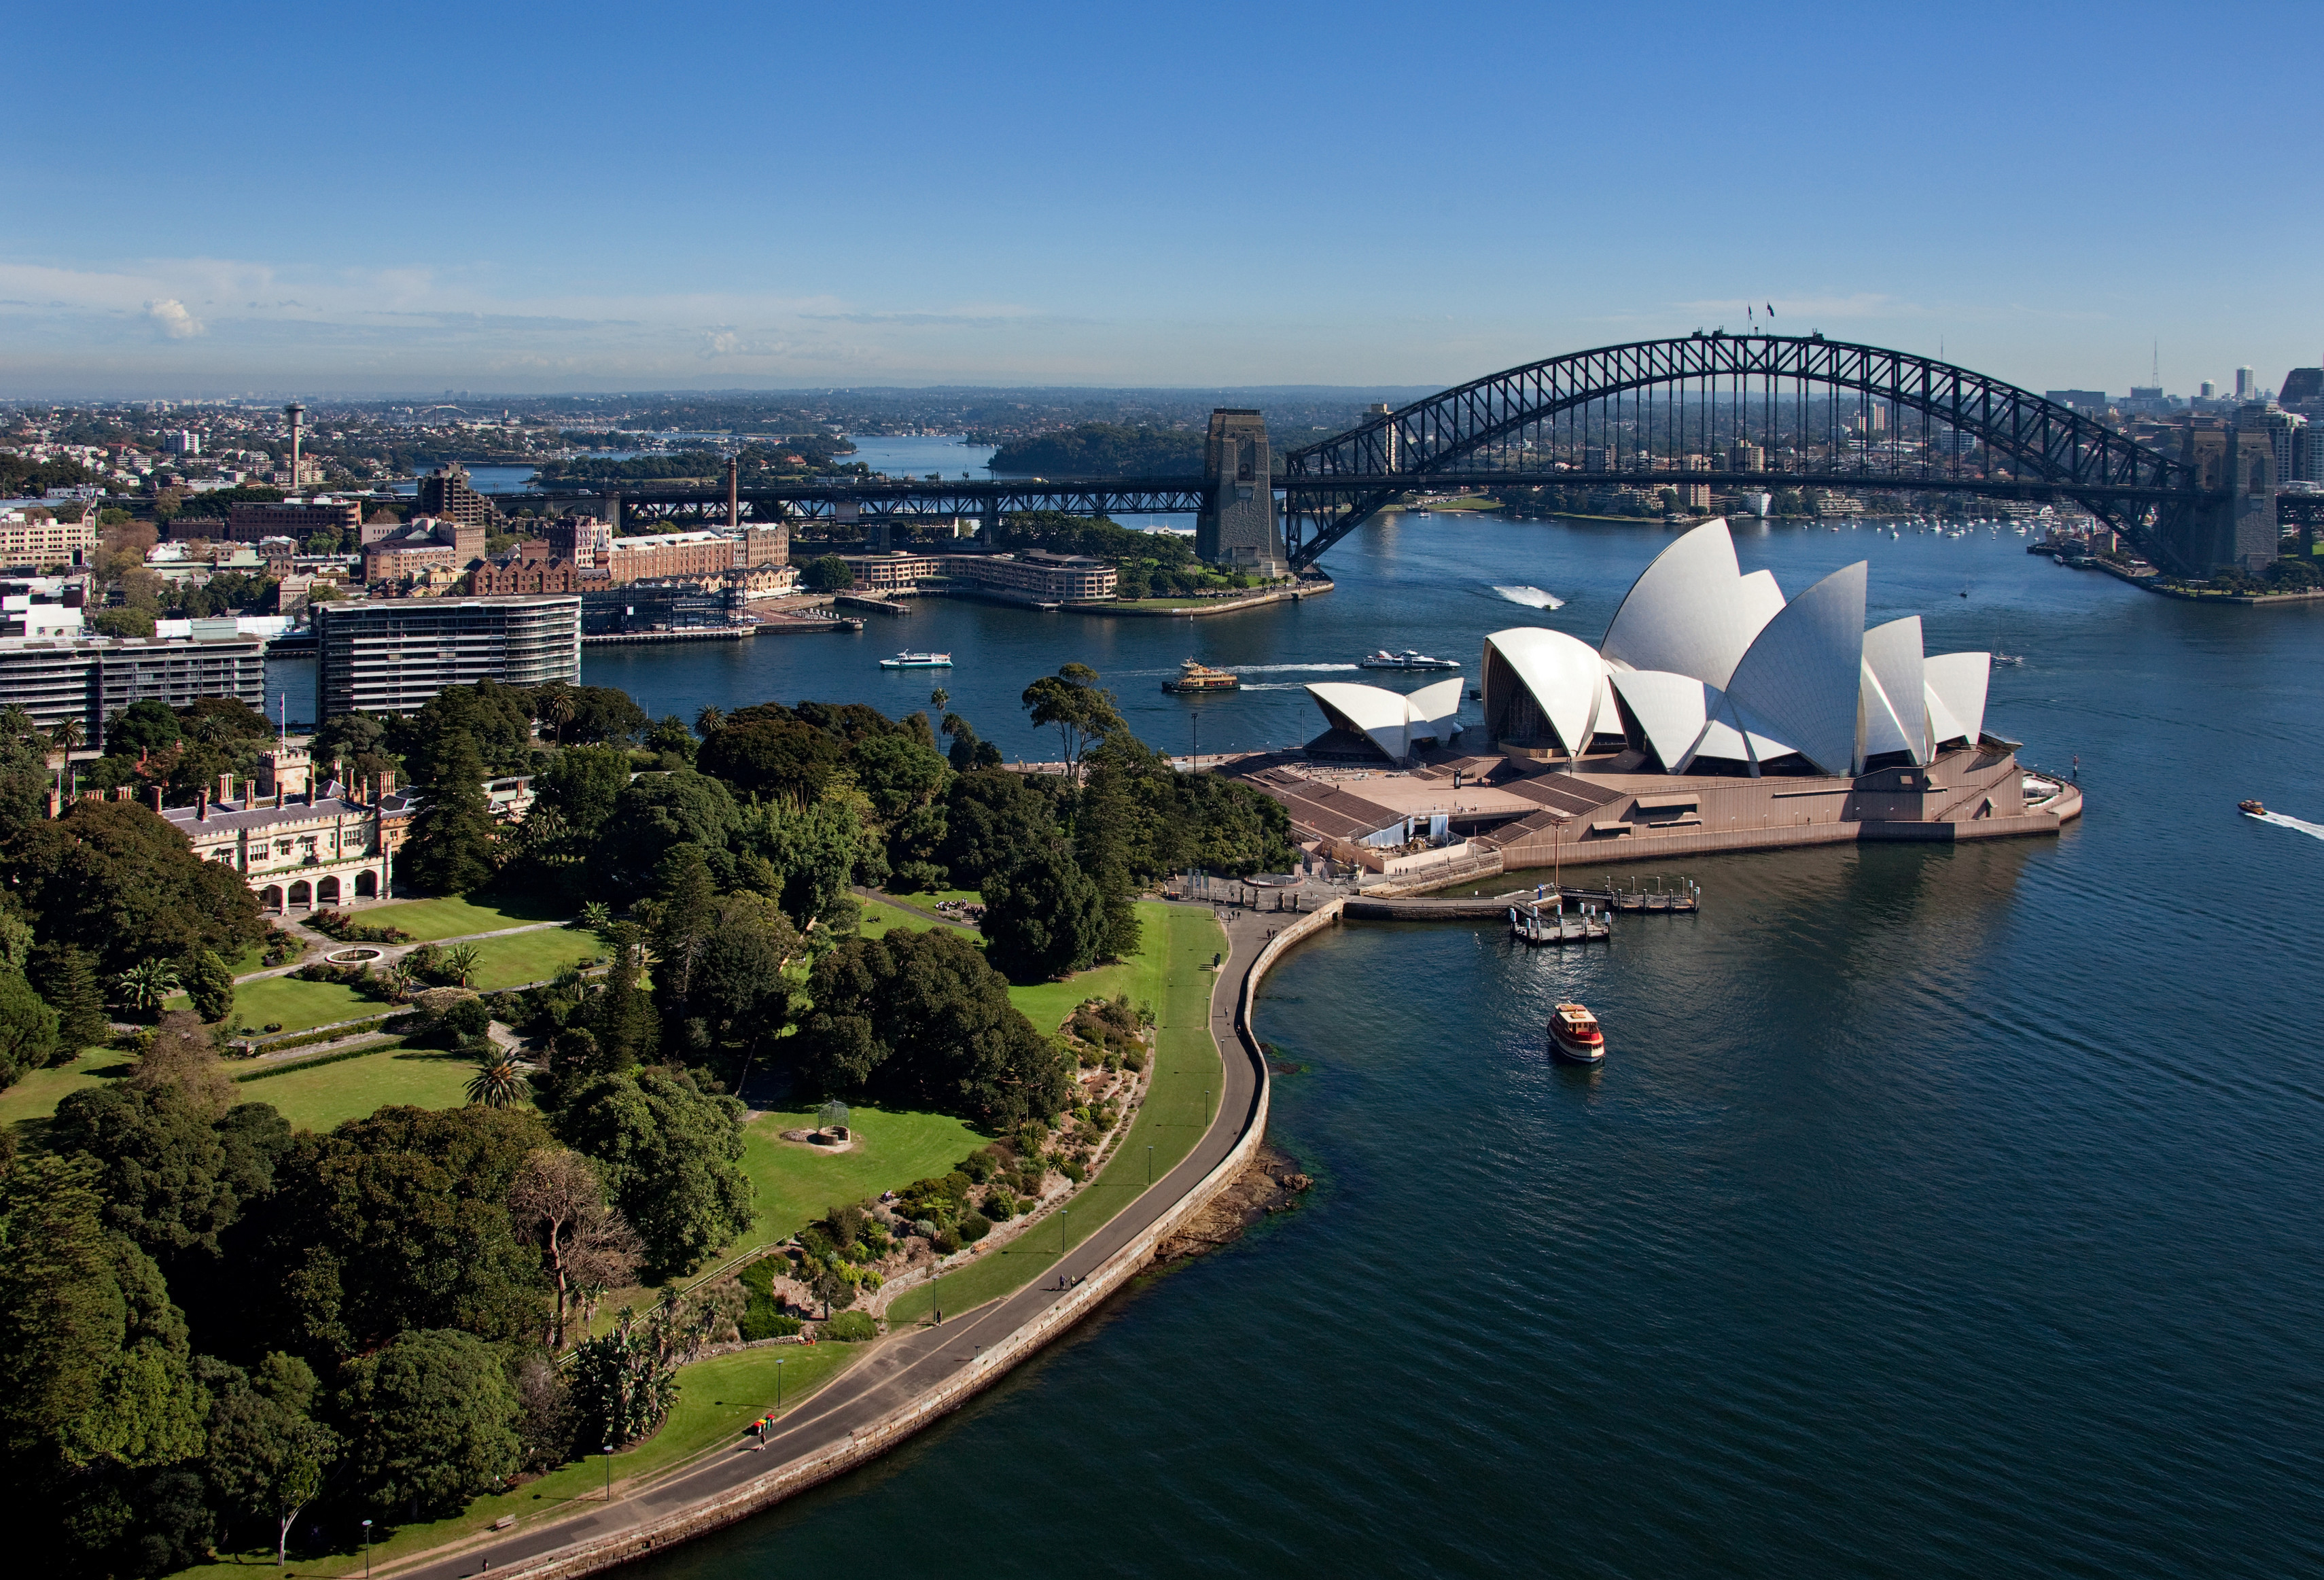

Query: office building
[543,514,614,567]
[2236,367,2257,400]
[162,430,202,456]
[314,595,580,716]
[0,631,267,747]
[2046,389,2110,415]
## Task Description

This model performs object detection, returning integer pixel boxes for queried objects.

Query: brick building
[220,499,363,544]
[362,516,487,583]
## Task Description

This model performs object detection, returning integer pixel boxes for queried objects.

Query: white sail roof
[1600,519,1786,689]
[1721,561,1867,776]
[1306,680,1464,763]
[1923,652,1990,748]
[1483,627,1603,754]
[1859,616,1928,768]
[1608,668,1716,771]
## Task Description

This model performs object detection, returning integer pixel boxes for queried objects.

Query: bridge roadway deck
[385,898,1281,1580]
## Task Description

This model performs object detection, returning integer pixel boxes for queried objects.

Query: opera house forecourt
[1244,520,2080,879]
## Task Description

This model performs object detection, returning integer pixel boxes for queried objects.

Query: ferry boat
[2238,798,2266,817]
[878,651,953,669]
[1162,660,1239,693]
[1547,1002,1605,1065]
[1359,648,1461,671]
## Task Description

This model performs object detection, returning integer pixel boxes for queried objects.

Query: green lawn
[462,928,595,991]
[168,1343,860,1579]
[0,1047,127,1149]
[359,891,572,941]
[226,973,377,1035]
[856,897,969,942]
[235,1045,482,1131]
[882,886,983,909]
[737,1105,985,1246]
[887,902,1221,1324]
[1003,901,1182,1034]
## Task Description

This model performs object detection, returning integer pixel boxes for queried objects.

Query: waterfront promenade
[381,896,1315,1580]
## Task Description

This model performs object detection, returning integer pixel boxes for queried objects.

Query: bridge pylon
[1197,409,1286,576]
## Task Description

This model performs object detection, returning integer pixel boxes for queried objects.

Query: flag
[1766,302,1776,317]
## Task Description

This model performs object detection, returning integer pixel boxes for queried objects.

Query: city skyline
[5,0,2321,398]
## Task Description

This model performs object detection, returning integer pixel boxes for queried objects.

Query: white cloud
[144,298,204,338]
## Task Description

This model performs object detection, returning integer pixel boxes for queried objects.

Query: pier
[581,626,756,648]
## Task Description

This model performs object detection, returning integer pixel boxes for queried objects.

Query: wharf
[755,614,865,634]
[836,593,910,616]
[1509,914,1611,945]
[582,627,755,648]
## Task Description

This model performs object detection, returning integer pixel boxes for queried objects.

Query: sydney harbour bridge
[523,334,2277,580]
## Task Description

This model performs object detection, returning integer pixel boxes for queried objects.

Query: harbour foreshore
[380,898,1327,1580]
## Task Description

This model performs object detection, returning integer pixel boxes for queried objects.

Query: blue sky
[5,0,2319,397]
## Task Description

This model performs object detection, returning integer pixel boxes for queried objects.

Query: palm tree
[444,942,482,987]
[385,958,418,1003]
[928,687,949,712]
[45,718,84,761]
[466,1055,530,1109]
[116,958,181,1013]
[576,900,613,936]
[693,705,724,737]
[541,688,576,747]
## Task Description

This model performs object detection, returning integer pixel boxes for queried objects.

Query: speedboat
[2238,799,2266,817]
[879,652,952,669]
[1548,1002,1604,1064]
[1360,648,1461,671]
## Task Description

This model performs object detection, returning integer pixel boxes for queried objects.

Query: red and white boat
[1547,1002,1604,1065]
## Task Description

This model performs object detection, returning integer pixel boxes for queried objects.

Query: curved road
[391,897,1290,1580]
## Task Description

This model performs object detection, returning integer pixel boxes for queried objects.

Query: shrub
[1124,1048,1146,1072]
[1059,1158,1086,1184]
[955,1214,989,1244]
[981,1194,1015,1222]
[932,1227,962,1253]
[818,1310,877,1342]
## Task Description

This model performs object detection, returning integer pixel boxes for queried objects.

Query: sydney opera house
[1256,521,2079,876]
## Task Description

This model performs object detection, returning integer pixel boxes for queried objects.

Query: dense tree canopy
[980,845,1107,983]
[551,1067,754,1277]
[339,1329,521,1518]
[796,928,1072,1131]
[7,798,266,975]
[695,705,844,802]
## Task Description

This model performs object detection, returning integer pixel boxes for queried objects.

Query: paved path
[386,898,1282,1580]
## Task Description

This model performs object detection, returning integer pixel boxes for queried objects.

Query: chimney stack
[196,790,209,822]
[219,772,234,804]
[146,785,164,813]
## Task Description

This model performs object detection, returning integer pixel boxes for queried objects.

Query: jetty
[755,614,865,635]
[581,626,755,648]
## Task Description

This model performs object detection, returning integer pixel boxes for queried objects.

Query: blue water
[843,433,998,478]
[576,513,2324,1578]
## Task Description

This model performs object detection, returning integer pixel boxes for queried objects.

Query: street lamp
[1059,1206,1068,1259]
[1204,1087,1212,1125]
[776,1356,785,1412]
[603,1443,614,1502]
[1146,1144,1153,1187]
[362,1517,372,1577]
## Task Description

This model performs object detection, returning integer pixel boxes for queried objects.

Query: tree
[10,798,265,974]
[647,714,697,764]
[240,1106,552,1363]
[105,699,183,755]
[939,769,1059,888]
[533,743,635,842]
[696,708,844,801]
[582,922,659,1070]
[467,1055,529,1109]
[1021,663,1123,785]
[589,769,739,900]
[567,1306,681,1449]
[202,1354,341,1571]
[981,845,1106,983]
[444,941,482,987]
[116,957,181,1014]
[88,607,156,637]
[693,704,724,737]
[540,686,577,746]
[801,553,854,592]
[50,1078,289,1266]
[340,1329,522,1519]
[0,1157,208,1533]
[0,968,58,1089]
[796,928,1073,1131]
[185,947,235,1023]
[400,729,497,894]
[552,1066,754,1277]
[29,943,109,1055]
[733,792,867,926]
[506,1149,644,1350]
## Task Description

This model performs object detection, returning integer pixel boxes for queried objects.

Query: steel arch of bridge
[1278,333,2214,572]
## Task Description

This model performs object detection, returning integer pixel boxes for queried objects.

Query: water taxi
[1547,1002,1605,1065]
[2238,798,2266,817]
[1359,648,1461,671]
[879,651,953,669]
[1162,660,1239,693]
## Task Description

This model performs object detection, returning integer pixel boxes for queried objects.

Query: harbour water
[556,512,2324,1578]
